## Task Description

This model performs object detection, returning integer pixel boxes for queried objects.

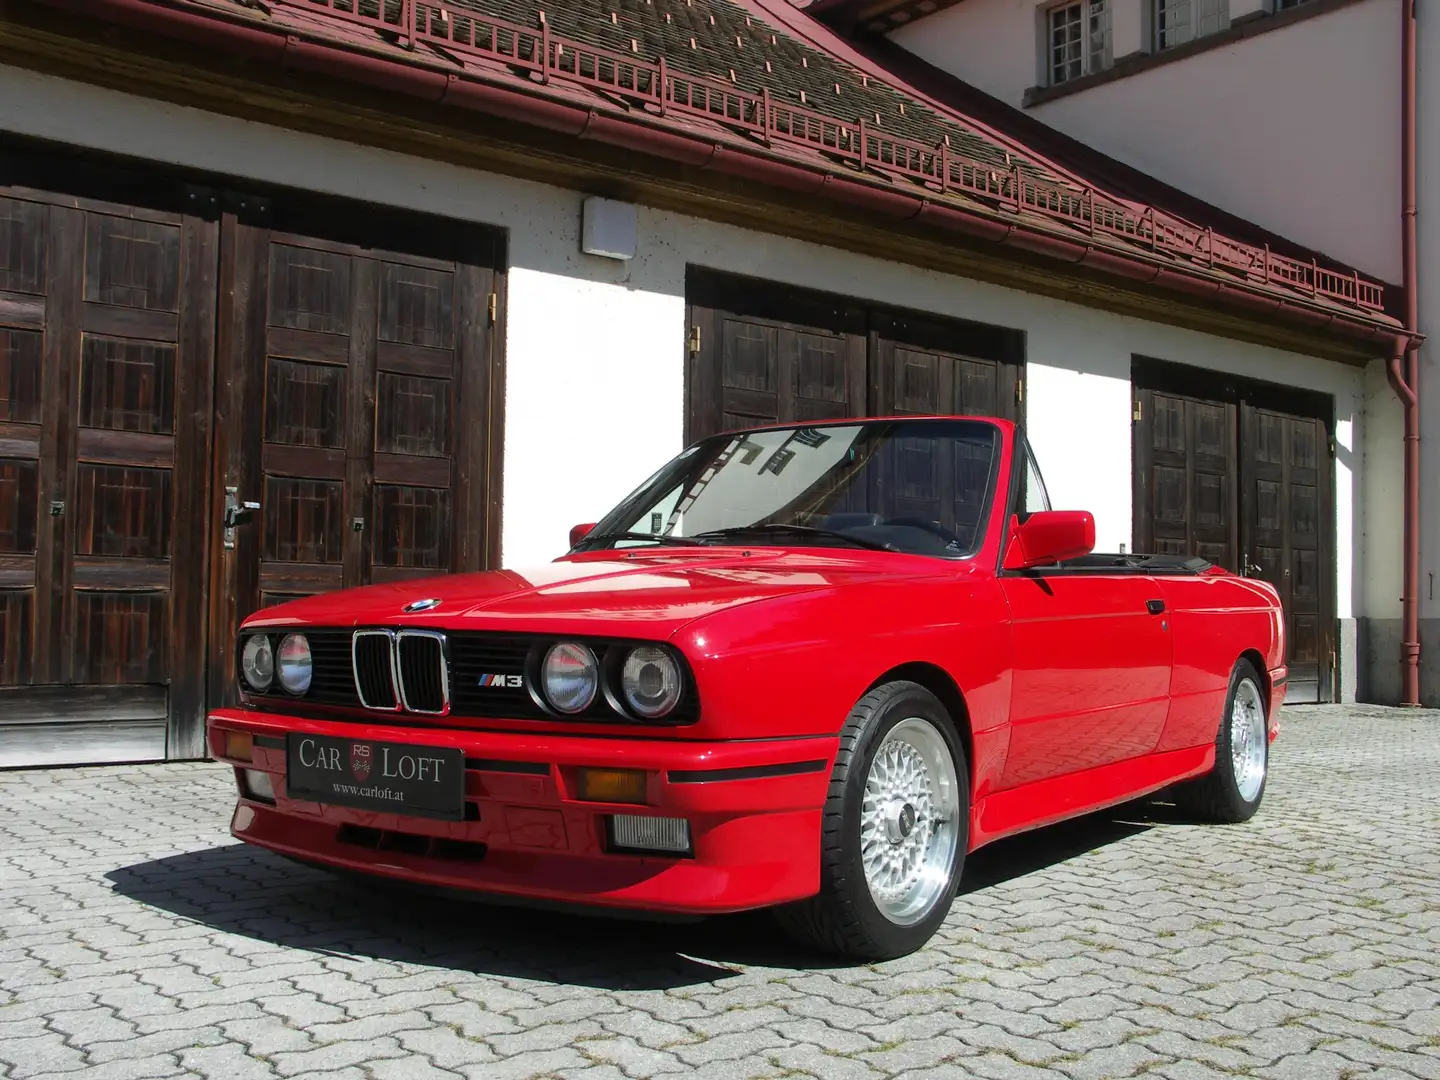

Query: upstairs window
[1048,0,1111,86]
[1154,0,1229,49]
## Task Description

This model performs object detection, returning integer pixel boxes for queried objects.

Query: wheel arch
[863,662,974,780]
[1239,648,1270,705]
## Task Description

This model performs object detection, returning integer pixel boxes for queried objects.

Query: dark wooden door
[1132,358,1334,702]
[209,203,503,709]
[871,310,1022,424]
[0,186,215,766]
[869,310,1021,541]
[686,271,867,442]
[1240,404,1333,702]
[686,270,1023,442]
[1132,386,1238,570]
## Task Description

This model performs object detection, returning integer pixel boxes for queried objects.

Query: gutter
[1389,0,1422,705]
[29,0,1415,354]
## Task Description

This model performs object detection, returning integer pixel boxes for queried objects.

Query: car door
[997,440,1173,788]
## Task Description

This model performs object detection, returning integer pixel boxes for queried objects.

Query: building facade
[0,0,1409,766]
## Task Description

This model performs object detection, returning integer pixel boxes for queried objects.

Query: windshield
[579,419,1003,559]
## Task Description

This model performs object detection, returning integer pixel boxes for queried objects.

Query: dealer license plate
[285,733,466,821]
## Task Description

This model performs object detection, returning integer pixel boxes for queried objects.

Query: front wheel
[774,681,968,960]
[1172,659,1269,823]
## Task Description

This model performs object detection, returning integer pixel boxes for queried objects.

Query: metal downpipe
[1395,0,1421,706]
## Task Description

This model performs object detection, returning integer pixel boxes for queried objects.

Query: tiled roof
[843,32,1398,291]
[71,0,1397,328]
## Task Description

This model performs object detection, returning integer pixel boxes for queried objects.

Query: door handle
[1146,599,1165,615]
[223,487,260,550]
[1242,553,1262,577]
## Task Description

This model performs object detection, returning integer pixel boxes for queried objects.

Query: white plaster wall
[1362,361,1403,621]
[890,0,1038,106]
[892,0,1401,283]
[0,63,1378,620]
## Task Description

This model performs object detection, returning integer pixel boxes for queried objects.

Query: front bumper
[206,709,837,915]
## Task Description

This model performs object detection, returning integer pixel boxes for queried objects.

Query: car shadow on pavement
[105,805,1158,987]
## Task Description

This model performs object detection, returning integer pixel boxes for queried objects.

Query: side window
[1020,438,1051,517]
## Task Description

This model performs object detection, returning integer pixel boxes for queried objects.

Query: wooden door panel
[1241,406,1330,702]
[0,176,216,765]
[0,589,31,683]
[1133,359,1334,703]
[871,308,1022,424]
[2,327,43,421]
[871,313,1019,542]
[1134,388,1238,572]
[687,271,869,442]
[210,201,502,704]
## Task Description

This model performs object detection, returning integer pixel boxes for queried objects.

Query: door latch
[223,487,260,550]
[1242,552,1262,577]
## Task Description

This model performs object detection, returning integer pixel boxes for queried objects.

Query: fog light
[224,729,253,762]
[608,814,692,856]
[242,769,275,803]
[577,768,648,804]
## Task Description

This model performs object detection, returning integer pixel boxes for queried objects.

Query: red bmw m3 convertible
[208,417,1284,959]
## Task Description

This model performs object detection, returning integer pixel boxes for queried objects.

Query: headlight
[276,634,312,695]
[241,635,274,692]
[621,646,682,719]
[542,642,598,714]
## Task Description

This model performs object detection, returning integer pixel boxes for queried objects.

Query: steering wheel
[883,516,964,546]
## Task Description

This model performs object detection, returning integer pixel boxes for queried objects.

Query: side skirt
[968,745,1215,850]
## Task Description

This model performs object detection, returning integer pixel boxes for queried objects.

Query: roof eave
[21,0,1412,356]
[806,0,962,36]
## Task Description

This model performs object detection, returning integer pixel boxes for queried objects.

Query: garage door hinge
[1133,399,1142,421]
[487,293,497,326]
[1015,378,1023,405]
[688,325,701,354]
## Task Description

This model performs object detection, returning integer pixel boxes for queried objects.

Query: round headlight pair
[539,642,682,719]
[241,633,312,695]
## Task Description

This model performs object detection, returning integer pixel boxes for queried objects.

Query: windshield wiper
[582,531,707,547]
[692,524,896,552]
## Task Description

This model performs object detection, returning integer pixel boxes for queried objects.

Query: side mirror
[569,522,597,548]
[1003,510,1096,570]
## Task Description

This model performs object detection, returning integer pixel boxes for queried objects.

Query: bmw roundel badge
[402,598,442,613]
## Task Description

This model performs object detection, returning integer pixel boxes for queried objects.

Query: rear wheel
[774,681,968,960]
[1172,659,1268,823]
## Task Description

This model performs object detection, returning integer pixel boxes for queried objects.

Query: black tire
[774,680,969,961]
[1171,659,1268,824]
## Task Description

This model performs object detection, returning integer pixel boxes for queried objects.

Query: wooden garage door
[0,186,215,766]
[207,199,503,710]
[1240,404,1331,703]
[685,271,867,440]
[1132,386,1238,571]
[871,310,1021,423]
[685,269,1022,442]
[0,141,507,764]
[1132,358,1334,703]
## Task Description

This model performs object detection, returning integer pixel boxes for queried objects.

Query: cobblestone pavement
[2,705,1438,1080]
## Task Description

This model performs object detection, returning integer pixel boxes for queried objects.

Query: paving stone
[3,708,1439,1080]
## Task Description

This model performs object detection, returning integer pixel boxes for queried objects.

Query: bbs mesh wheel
[775,680,968,960]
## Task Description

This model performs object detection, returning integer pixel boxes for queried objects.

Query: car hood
[243,548,948,638]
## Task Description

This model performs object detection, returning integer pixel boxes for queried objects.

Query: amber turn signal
[576,767,648,804]
[224,729,254,763]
